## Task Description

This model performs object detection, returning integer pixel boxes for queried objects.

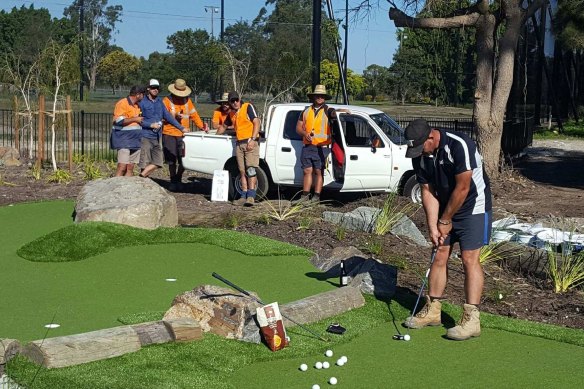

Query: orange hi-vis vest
[302,105,331,146]
[162,96,205,136]
[234,102,255,141]
[212,107,229,127]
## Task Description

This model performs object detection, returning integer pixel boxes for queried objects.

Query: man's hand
[201,123,209,133]
[246,139,256,151]
[134,116,143,124]
[150,122,161,129]
[304,131,313,143]
[428,227,441,247]
[437,222,452,245]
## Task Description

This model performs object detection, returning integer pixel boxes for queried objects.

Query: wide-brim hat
[215,92,229,104]
[168,79,192,97]
[307,84,332,100]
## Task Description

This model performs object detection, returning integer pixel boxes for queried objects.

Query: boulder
[309,246,368,276]
[163,285,262,343]
[0,339,21,376]
[348,258,397,298]
[0,147,21,167]
[75,177,178,229]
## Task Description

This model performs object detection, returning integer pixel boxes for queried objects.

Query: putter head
[392,334,405,340]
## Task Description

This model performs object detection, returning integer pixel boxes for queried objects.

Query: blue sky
[2,0,399,74]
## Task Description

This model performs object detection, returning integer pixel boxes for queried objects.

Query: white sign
[211,170,230,202]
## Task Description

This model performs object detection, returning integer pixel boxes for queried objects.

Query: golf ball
[340,356,348,363]
[300,363,308,371]
[329,377,338,385]
[312,385,320,389]
[322,361,330,369]
[315,361,323,369]
[325,349,333,357]
[336,359,345,366]
[404,334,411,341]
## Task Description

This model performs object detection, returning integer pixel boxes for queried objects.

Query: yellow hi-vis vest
[234,102,255,141]
[303,105,331,146]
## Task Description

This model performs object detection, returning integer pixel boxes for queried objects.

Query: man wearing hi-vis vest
[221,91,261,207]
[295,85,342,203]
[162,78,208,191]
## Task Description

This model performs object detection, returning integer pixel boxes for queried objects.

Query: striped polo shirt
[413,129,492,217]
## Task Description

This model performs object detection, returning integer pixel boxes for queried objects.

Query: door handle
[281,147,291,152]
[350,155,358,160]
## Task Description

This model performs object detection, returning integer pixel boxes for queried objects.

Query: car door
[339,113,393,191]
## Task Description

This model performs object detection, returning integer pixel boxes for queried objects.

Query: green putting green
[0,201,333,341]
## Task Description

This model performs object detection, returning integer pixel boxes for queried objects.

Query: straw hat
[168,79,192,97]
[215,92,229,104]
[307,84,331,100]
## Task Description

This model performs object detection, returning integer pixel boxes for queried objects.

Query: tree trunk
[89,65,97,91]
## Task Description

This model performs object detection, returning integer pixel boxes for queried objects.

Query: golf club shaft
[407,246,439,335]
[212,272,329,342]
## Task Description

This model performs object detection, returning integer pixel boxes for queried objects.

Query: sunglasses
[149,86,159,90]
[230,98,239,103]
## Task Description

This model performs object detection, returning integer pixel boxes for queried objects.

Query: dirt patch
[1,139,583,329]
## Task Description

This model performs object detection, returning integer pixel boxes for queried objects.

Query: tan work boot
[404,296,442,329]
[233,197,247,206]
[446,304,481,340]
[244,197,255,207]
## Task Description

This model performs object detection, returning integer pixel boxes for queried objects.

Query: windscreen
[370,113,407,145]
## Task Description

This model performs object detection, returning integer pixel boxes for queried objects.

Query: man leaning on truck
[221,91,261,207]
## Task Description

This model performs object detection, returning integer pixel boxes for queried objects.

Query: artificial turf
[3,201,584,388]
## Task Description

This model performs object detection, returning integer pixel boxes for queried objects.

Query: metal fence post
[81,110,85,155]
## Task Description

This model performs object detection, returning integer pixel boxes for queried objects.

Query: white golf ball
[315,361,323,369]
[325,349,333,357]
[336,359,345,366]
[340,356,348,363]
[329,377,338,385]
[312,385,320,389]
[300,363,308,371]
[404,334,411,341]
[322,361,330,369]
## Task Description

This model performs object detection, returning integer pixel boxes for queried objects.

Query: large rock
[75,177,178,229]
[163,285,262,343]
[348,258,397,299]
[0,146,21,167]
[309,246,368,275]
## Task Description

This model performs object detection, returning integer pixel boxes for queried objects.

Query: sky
[1,0,399,74]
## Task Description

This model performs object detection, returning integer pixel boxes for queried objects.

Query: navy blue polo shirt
[413,129,492,217]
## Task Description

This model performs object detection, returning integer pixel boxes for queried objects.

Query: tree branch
[523,0,547,24]
[389,7,480,29]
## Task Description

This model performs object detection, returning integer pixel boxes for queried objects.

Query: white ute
[182,103,420,201]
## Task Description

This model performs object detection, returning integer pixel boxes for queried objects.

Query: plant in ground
[296,216,313,231]
[359,236,383,257]
[47,168,72,184]
[480,241,524,265]
[29,162,42,180]
[335,225,346,241]
[547,245,584,293]
[373,192,419,236]
[83,160,103,181]
[261,189,321,221]
[0,173,17,187]
[222,213,240,229]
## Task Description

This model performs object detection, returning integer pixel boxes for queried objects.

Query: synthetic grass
[0,202,330,341]
[17,222,310,262]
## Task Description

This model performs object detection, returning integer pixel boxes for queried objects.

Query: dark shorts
[300,145,326,170]
[163,134,184,166]
[139,137,163,168]
[443,210,492,251]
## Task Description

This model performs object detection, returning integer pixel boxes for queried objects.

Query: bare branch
[389,7,480,29]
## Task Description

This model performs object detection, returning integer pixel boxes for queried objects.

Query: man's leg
[302,167,314,192]
[115,163,126,177]
[461,248,483,305]
[125,163,134,177]
[312,147,326,201]
[116,149,130,177]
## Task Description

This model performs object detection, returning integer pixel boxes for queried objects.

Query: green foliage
[554,1,584,50]
[29,162,42,180]
[546,245,584,293]
[0,173,17,187]
[373,192,420,236]
[98,50,140,93]
[479,241,524,265]
[359,236,383,257]
[46,168,72,184]
[17,222,310,263]
[83,160,103,181]
[535,120,584,139]
[223,213,240,229]
[335,225,346,241]
[296,216,313,231]
[320,59,365,99]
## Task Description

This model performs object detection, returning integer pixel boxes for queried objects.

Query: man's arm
[189,105,208,132]
[421,183,441,246]
[161,103,185,131]
[440,171,472,222]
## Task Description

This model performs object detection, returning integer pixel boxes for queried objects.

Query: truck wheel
[228,166,270,201]
[403,175,421,203]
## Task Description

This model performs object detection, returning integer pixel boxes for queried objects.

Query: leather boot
[446,304,481,340]
[404,296,442,329]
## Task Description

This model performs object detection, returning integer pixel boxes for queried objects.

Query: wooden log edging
[19,318,202,369]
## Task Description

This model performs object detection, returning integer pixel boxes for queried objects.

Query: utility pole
[79,0,84,101]
[312,0,322,87]
[220,0,225,42]
[205,5,220,39]
[343,0,348,89]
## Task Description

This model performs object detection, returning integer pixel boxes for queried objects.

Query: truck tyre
[403,175,421,203]
[228,166,270,201]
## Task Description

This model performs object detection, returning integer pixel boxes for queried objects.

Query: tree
[363,64,389,101]
[388,0,546,179]
[64,0,123,91]
[98,50,140,93]
[221,21,263,95]
[554,1,584,50]
[166,29,224,100]
[320,59,365,99]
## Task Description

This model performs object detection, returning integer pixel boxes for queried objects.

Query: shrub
[29,162,42,180]
[547,245,584,293]
[335,225,346,241]
[47,169,72,184]
[84,161,104,181]
[480,241,524,265]
[359,236,383,257]
[373,192,420,236]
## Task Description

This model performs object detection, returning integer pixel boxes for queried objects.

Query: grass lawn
[3,201,584,388]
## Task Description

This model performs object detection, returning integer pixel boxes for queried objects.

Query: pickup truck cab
[182,103,420,201]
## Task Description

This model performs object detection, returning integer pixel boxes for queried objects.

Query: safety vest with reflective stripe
[234,102,255,141]
[112,97,142,131]
[302,105,331,146]
[162,96,205,136]
[212,107,229,126]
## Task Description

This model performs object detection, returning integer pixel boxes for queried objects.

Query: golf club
[212,272,329,342]
[394,246,439,341]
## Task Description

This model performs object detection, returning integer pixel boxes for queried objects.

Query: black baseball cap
[130,85,147,96]
[404,119,431,158]
[227,91,240,102]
